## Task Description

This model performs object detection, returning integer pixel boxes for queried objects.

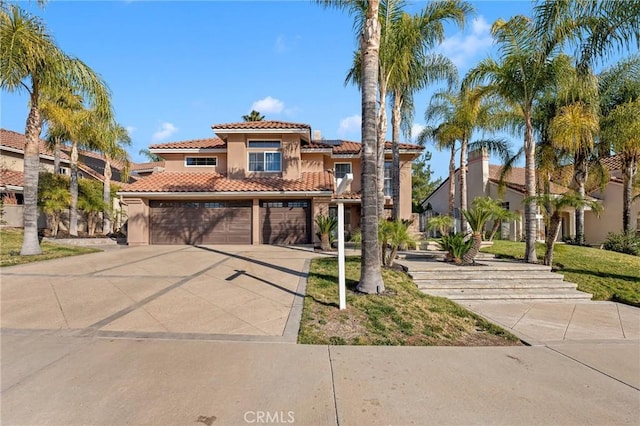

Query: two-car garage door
[150,201,252,245]
[149,200,310,245]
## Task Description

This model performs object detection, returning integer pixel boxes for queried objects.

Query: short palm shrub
[462,205,493,263]
[379,219,416,267]
[315,214,337,251]
[38,173,70,236]
[78,179,107,236]
[603,231,640,256]
[427,215,454,237]
[438,232,473,264]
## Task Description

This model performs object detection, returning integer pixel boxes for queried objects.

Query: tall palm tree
[599,56,640,233]
[464,16,564,263]
[318,0,385,293]
[138,148,162,162]
[387,0,468,219]
[0,6,111,254]
[89,118,131,234]
[242,110,265,122]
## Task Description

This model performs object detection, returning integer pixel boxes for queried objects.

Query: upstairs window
[248,141,281,149]
[248,140,281,172]
[384,161,392,196]
[249,152,281,172]
[186,157,217,167]
[334,163,352,179]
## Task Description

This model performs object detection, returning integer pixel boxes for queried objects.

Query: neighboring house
[0,128,127,202]
[131,161,165,178]
[0,128,129,231]
[422,148,639,245]
[117,120,422,246]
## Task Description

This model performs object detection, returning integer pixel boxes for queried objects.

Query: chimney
[467,147,489,197]
[313,130,322,141]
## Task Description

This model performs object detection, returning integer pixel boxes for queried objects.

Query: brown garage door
[260,200,310,244]
[150,201,251,245]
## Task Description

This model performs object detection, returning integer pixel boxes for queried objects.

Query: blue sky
[2,0,626,181]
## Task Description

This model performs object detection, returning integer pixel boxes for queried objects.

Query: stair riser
[416,283,577,290]
[421,290,592,301]
[409,273,564,281]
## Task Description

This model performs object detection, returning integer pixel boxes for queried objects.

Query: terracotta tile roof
[0,169,24,188]
[132,161,165,171]
[119,171,334,193]
[488,165,571,195]
[333,191,361,200]
[303,139,423,155]
[149,137,226,150]
[600,154,623,172]
[212,121,311,130]
[1,128,59,158]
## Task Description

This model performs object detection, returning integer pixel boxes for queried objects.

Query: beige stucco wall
[281,134,300,180]
[398,156,412,219]
[123,197,149,245]
[301,153,325,173]
[585,181,640,245]
[1,150,56,174]
[162,152,227,174]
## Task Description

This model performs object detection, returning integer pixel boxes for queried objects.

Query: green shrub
[438,232,473,264]
[602,231,640,256]
[315,214,337,251]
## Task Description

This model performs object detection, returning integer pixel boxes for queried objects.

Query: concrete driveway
[1,245,320,341]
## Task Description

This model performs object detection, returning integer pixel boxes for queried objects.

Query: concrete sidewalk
[2,333,639,425]
[461,300,640,345]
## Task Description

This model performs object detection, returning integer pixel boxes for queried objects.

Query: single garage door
[150,200,251,245]
[260,200,310,244]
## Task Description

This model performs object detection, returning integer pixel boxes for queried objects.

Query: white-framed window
[249,152,281,172]
[58,167,68,175]
[334,163,352,179]
[248,140,281,172]
[384,161,392,196]
[185,157,217,167]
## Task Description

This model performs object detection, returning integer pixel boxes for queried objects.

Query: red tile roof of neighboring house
[333,191,361,200]
[149,138,226,150]
[600,154,623,172]
[304,139,423,154]
[119,171,334,193]
[212,121,311,130]
[488,165,571,195]
[132,161,165,171]
[1,128,59,158]
[0,169,24,188]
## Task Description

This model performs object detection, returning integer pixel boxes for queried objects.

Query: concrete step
[402,262,553,274]
[415,280,577,290]
[408,271,564,281]
[421,288,593,301]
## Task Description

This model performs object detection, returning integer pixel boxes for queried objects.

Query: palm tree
[599,57,640,232]
[242,110,265,122]
[461,204,492,264]
[138,148,162,162]
[464,16,565,263]
[527,192,601,266]
[387,0,469,219]
[89,118,131,234]
[317,0,385,293]
[0,6,111,254]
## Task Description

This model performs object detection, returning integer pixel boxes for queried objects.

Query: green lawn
[1,228,101,267]
[298,256,521,346]
[482,241,640,306]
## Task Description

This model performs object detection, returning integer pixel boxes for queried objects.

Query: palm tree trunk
[489,220,501,241]
[69,140,79,236]
[544,214,562,266]
[462,232,482,264]
[53,136,61,175]
[376,79,388,219]
[357,0,385,295]
[574,153,588,245]
[459,134,468,234]
[448,143,456,219]
[622,159,636,232]
[524,112,538,263]
[391,94,401,220]
[20,100,43,256]
[103,157,112,235]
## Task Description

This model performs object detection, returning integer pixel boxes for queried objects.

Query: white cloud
[437,16,494,68]
[251,96,284,115]
[275,35,287,54]
[410,124,426,142]
[151,122,178,143]
[338,115,361,137]
[125,125,136,136]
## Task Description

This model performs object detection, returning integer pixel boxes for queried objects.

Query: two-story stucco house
[118,121,423,246]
